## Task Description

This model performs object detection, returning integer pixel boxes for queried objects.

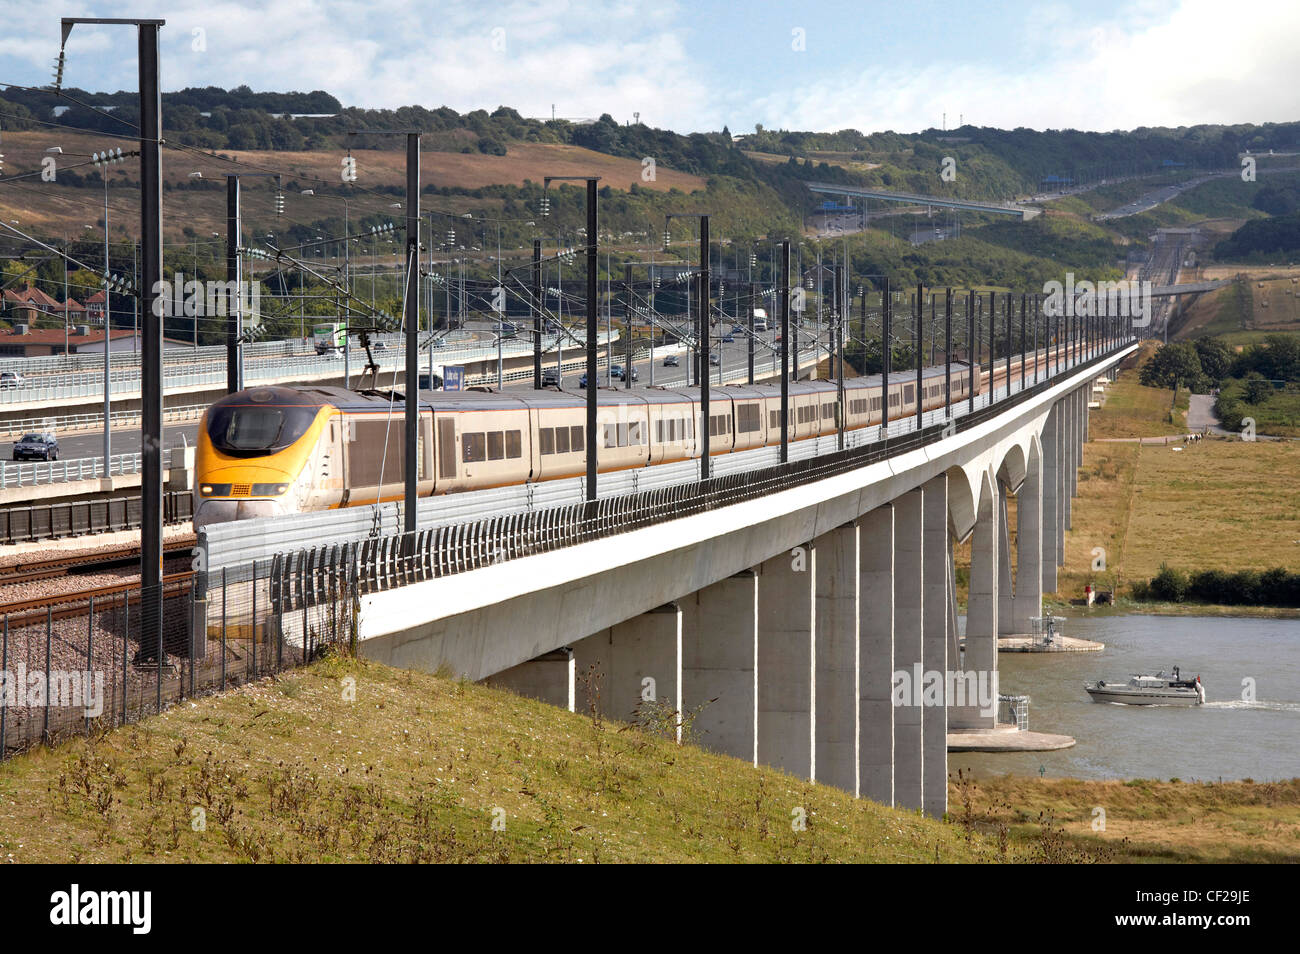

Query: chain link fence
[0,556,357,760]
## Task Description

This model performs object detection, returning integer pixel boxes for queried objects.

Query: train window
[437,419,456,479]
[822,403,833,420]
[618,423,629,446]
[738,404,761,434]
[487,432,505,461]
[904,385,914,404]
[569,426,584,452]
[556,426,571,454]
[629,421,642,445]
[539,427,554,455]
[506,430,522,459]
[463,433,486,463]
[603,424,616,448]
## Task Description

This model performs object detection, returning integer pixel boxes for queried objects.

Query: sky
[0,0,1297,136]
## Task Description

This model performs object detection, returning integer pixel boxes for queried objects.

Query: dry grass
[0,655,1000,863]
[1057,351,1300,602]
[1087,343,1189,439]
[0,131,705,242]
[962,774,1300,863]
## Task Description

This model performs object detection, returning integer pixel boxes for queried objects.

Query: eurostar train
[193,348,1058,529]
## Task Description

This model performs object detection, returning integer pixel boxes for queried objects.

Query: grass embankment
[1052,348,1300,613]
[2,656,1293,863]
[960,774,1300,863]
[0,656,998,863]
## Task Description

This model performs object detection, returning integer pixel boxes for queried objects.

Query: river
[951,614,1300,781]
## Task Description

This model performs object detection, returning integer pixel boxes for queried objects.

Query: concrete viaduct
[346,344,1130,816]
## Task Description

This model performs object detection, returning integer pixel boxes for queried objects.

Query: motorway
[3,424,200,462]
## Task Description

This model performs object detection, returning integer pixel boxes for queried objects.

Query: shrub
[1148,563,1188,602]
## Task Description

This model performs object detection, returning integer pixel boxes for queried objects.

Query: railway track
[0,538,194,587]
[0,570,194,627]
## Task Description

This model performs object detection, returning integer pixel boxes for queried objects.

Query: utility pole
[699,216,710,479]
[915,282,923,430]
[225,175,241,392]
[746,281,755,385]
[403,132,421,541]
[532,239,542,388]
[585,180,597,500]
[780,240,790,463]
[835,264,845,450]
[102,174,111,466]
[624,264,633,390]
[944,288,952,412]
[882,278,891,435]
[62,17,166,667]
[967,289,975,414]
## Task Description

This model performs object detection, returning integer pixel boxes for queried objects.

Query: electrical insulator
[274,192,285,214]
[540,196,550,217]
[663,230,671,248]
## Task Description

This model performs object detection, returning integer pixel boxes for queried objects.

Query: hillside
[0,655,997,863]
[2,652,1295,862]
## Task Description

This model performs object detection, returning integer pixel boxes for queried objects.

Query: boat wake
[1201,699,1300,712]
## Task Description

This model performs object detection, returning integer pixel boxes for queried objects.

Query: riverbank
[962,773,1300,863]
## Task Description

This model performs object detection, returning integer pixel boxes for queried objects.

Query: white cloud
[1,0,1295,135]
[747,0,1300,133]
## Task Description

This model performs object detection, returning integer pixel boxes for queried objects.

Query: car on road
[722,334,735,343]
[578,373,588,388]
[0,371,24,389]
[609,364,639,382]
[709,352,721,366]
[663,354,679,367]
[541,368,561,387]
[13,432,58,461]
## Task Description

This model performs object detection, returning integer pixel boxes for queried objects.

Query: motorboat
[1085,667,1204,706]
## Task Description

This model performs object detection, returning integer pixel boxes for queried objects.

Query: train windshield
[207,404,318,456]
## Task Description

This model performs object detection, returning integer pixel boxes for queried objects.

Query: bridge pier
[921,475,949,817]
[892,488,924,811]
[814,522,860,795]
[997,486,1016,635]
[952,470,998,730]
[756,545,816,779]
[1081,386,1090,442]
[1011,438,1044,630]
[859,505,895,806]
[1041,403,1061,591]
[573,603,683,739]
[483,648,576,712]
[682,571,758,764]
[1063,392,1075,531]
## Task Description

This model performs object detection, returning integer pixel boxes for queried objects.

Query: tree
[1193,336,1232,380]
[1243,371,1272,404]
[1139,341,1203,390]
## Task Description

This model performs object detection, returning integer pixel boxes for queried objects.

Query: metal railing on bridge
[199,339,1132,615]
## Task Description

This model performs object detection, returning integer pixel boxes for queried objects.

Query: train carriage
[195,358,987,530]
